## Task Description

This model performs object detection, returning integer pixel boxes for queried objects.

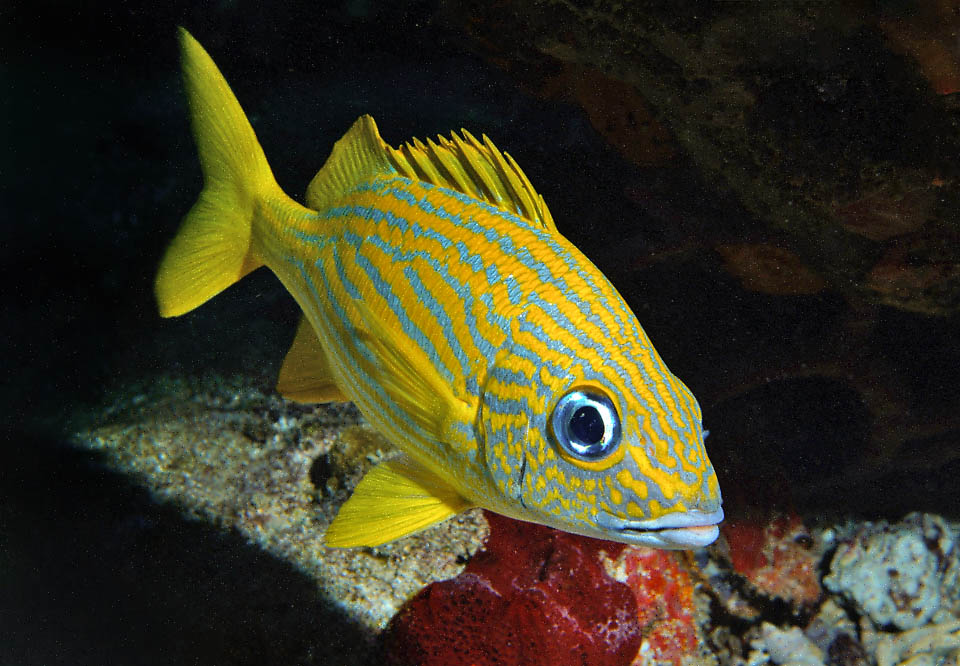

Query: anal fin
[276,316,349,403]
[324,455,472,547]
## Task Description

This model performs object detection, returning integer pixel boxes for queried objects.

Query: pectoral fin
[276,317,348,403]
[350,298,473,440]
[324,455,472,547]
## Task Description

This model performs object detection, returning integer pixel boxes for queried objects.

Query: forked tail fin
[155,28,282,317]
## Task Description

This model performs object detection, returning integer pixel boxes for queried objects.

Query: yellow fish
[156,28,723,549]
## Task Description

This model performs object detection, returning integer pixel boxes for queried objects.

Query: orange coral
[604,548,701,666]
[722,513,822,608]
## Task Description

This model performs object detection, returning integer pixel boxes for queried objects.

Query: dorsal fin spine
[308,116,557,232]
[450,133,500,204]
[429,137,473,195]
[404,140,447,187]
[482,134,532,220]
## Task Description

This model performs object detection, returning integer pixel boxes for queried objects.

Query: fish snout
[596,507,724,549]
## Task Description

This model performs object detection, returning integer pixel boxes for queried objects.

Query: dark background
[4,1,959,664]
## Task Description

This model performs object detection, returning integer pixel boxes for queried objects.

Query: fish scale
[155,28,722,548]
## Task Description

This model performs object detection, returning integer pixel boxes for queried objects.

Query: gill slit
[517,454,528,508]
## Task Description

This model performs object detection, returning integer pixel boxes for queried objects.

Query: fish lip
[596,507,724,532]
[596,508,724,549]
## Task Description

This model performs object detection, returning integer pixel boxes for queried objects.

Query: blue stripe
[482,392,528,415]
[312,205,507,386]
[346,232,456,387]
[402,264,475,395]
[298,176,698,441]
[490,364,532,387]
[293,253,424,447]
[378,179,623,345]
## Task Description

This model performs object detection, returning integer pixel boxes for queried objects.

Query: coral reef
[74,375,960,666]
[602,547,707,665]
[874,618,960,666]
[805,599,867,663]
[749,623,825,666]
[721,512,823,611]
[824,513,960,630]
[382,511,640,666]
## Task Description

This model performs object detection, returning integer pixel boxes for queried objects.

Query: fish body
[156,28,723,549]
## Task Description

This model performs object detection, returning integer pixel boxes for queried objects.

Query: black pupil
[570,406,604,445]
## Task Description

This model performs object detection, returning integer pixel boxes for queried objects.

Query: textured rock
[602,547,710,665]
[750,622,825,666]
[824,514,960,630]
[805,598,875,666]
[77,376,490,635]
[721,512,823,610]
[875,618,960,666]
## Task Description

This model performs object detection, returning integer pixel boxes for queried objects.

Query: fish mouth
[597,508,724,549]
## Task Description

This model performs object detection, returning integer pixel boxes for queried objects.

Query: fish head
[479,330,722,549]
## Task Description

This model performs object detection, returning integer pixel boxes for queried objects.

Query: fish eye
[549,388,621,461]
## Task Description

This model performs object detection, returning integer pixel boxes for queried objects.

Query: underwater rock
[824,513,960,630]
[720,512,823,610]
[876,3,960,96]
[540,63,678,167]
[865,232,960,315]
[874,618,960,666]
[805,598,869,664]
[831,184,937,242]
[383,511,640,666]
[78,376,489,636]
[75,373,960,665]
[602,547,706,665]
[750,622,825,666]
[439,1,960,316]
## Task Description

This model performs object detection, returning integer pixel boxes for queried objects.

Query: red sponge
[383,512,640,666]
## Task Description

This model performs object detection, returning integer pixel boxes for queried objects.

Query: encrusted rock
[824,513,960,630]
[875,618,960,666]
[750,622,825,666]
[805,598,863,659]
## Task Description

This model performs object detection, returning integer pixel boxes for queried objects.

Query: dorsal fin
[386,128,557,232]
[306,115,557,232]
[305,115,395,211]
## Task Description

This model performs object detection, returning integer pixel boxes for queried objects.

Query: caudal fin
[155,28,282,317]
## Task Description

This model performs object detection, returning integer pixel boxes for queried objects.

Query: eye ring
[549,388,622,461]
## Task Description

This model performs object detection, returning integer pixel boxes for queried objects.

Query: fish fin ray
[324,456,472,547]
[305,115,395,211]
[276,316,349,403]
[382,128,558,232]
[307,115,557,232]
[156,28,293,317]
